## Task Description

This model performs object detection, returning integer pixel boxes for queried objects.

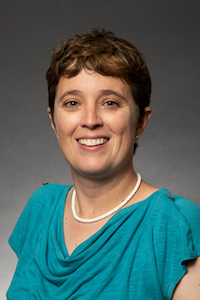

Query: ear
[136,106,151,139]
[47,107,57,136]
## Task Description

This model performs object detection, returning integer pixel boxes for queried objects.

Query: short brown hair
[46,28,151,151]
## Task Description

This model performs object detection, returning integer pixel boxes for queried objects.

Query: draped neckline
[60,187,167,257]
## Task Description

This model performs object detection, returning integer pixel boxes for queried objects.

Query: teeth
[78,138,108,146]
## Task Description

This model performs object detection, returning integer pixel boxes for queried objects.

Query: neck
[69,165,138,219]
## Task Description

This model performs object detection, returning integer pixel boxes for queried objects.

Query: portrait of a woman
[7,29,200,300]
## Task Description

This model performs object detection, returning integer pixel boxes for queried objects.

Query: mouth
[77,138,109,147]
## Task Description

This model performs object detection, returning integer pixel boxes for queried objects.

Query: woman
[7,29,200,299]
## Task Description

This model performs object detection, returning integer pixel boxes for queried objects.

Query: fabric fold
[7,184,200,300]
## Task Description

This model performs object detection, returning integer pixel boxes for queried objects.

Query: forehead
[55,69,133,100]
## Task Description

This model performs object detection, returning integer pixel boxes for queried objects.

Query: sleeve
[8,185,52,258]
[8,184,70,259]
[174,196,200,256]
[150,192,199,300]
[9,195,35,258]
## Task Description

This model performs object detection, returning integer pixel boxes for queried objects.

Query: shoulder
[151,189,200,252]
[172,193,200,225]
[30,183,72,202]
[21,183,73,226]
[148,188,200,266]
[9,183,72,257]
[148,189,194,239]
[24,183,72,213]
[151,188,200,224]
[147,189,200,298]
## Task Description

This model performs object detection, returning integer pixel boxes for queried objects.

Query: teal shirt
[7,184,200,300]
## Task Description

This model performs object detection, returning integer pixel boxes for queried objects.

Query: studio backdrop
[0,0,199,298]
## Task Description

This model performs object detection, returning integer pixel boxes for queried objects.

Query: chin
[72,164,113,178]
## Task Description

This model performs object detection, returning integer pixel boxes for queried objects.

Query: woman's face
[48,69,150,179]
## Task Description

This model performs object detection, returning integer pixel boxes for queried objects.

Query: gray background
[0,0,200,298]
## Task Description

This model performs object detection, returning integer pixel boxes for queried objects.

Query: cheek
[114,112,137,138]
[54,113,74,136]
[55,118,65,133]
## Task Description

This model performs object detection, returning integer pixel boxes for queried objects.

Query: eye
[104,100,118,107]
[65,101,79,107]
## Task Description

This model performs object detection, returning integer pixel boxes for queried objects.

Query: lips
[78,138,109,146]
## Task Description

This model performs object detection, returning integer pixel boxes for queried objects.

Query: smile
[78,138,109,146]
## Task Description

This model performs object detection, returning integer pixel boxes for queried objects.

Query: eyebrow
[98,90,127,101]
[58,89,127,103]
[58,90,83,103]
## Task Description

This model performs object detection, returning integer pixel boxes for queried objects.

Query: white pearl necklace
[71,173,141,223]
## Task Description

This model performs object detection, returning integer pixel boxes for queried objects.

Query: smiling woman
[48,69,149,180]
[7,29,200,300]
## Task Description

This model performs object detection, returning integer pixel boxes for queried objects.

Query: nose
[80,104,103,129]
